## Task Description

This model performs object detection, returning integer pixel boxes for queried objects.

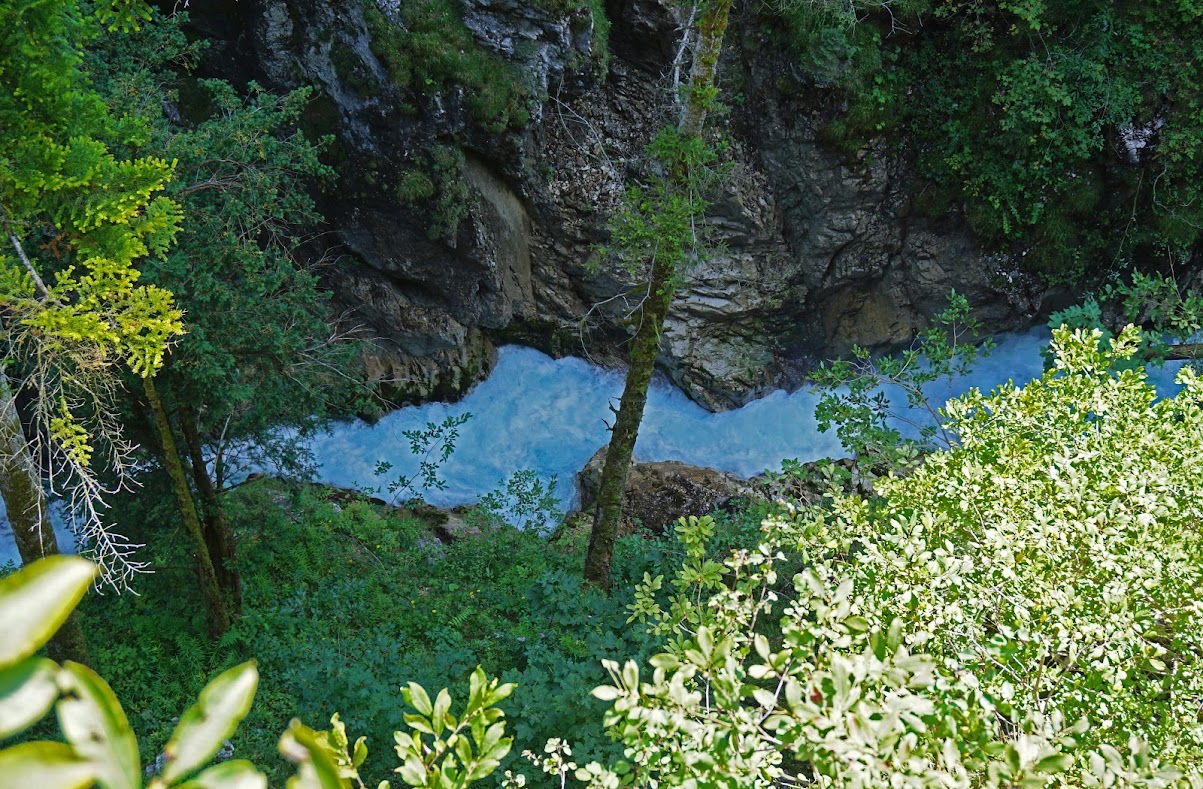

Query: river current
[0,329,1188,565]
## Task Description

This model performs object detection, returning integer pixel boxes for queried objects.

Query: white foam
[1,329,1188,564]
[305,328,1187,512]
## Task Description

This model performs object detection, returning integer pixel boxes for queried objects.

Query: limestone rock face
[191,0,1048,410]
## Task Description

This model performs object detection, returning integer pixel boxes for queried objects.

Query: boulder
[574,446,754,535]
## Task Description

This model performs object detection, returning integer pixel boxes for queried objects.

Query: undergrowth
[79,477,718,785]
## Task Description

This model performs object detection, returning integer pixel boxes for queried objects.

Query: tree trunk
[143,375,230,638]
[0,374,91,665]
[584,0,733,590]
[585,262,675,590]
[677,0,732,139]
[179,406,241,615]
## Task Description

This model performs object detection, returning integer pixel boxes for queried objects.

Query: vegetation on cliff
[2,0,1203,786]
[773,0,1203,280]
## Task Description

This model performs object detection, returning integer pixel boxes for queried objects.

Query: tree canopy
[1,0,184,591]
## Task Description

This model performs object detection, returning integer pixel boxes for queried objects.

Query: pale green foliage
[576,325,1203,787]
[626,515,727,639]
[812,290,995,469]
[591,524,1095,787]
[274,669,517,789]
[0,557,264,788]
[807,325,1203,767]
[506,739,578,788]
[392,669,516,788]
[1,0,187,586]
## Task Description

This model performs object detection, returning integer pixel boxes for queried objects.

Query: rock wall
[183,0,1049,410]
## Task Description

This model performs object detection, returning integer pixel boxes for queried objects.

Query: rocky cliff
[181,0,1048,410]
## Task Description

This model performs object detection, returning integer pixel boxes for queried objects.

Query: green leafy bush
[85,478,660,784]
[13,324,1203,787]
[362,0,529,133]
[1,554,520,789]
[770,0,1203,280]
[580,326,1203,786]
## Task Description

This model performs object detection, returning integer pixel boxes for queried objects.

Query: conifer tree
[0,0,189,652]
[91,12,363,623]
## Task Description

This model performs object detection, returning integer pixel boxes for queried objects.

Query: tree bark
[179,406,241,615]
[143,375,230,638]
[677,0,732,139]
[584,0,733,591]
[585,261,675,590]
[0,373,90,665]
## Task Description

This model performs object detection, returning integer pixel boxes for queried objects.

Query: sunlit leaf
[161,662,258,783]
[56,662,140,789]
[0,558,96,668]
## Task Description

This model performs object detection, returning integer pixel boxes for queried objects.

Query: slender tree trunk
[179,406,241,614]
[676,0,732,140]
[584,0,732,590]
[0,374,90,665]
[143,375,230,638]
[585,263,674,590]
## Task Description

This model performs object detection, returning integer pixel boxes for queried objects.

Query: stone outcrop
[574,446,754,534]
[185,0,1050,410]
[573,453,884,537]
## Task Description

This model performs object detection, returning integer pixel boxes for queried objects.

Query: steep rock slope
[182,0,1045,409]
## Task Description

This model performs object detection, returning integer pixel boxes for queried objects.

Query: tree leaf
[431,689,451,734]
[404,683,433,717]
[0,741,95,789]
[0,657,59,738]
[1033,752,1074,774]
[173,760,267,789]
[0,557,96,668]
[352,737,367,769]
[393,754,427,787]
[161,662,258,783]
[278,719,343,789]
[56,661,140,789]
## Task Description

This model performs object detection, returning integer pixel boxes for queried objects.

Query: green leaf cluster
[393,668,514,788]
[770,0,1203,280]
[362,0,529,134]
[85,8,367,479]
[1,0,184,378]
[601,127,725,288]
[0,555,524,789]
[0,556,265,789]
[577,327,1203,786]
[84,476,657,784]
[810,290,994,469]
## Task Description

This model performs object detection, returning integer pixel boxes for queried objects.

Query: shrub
[592,326,1203,786]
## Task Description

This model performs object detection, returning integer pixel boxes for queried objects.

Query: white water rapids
[0,329,1188,565]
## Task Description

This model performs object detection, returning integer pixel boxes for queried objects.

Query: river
[0,329,1189,565]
